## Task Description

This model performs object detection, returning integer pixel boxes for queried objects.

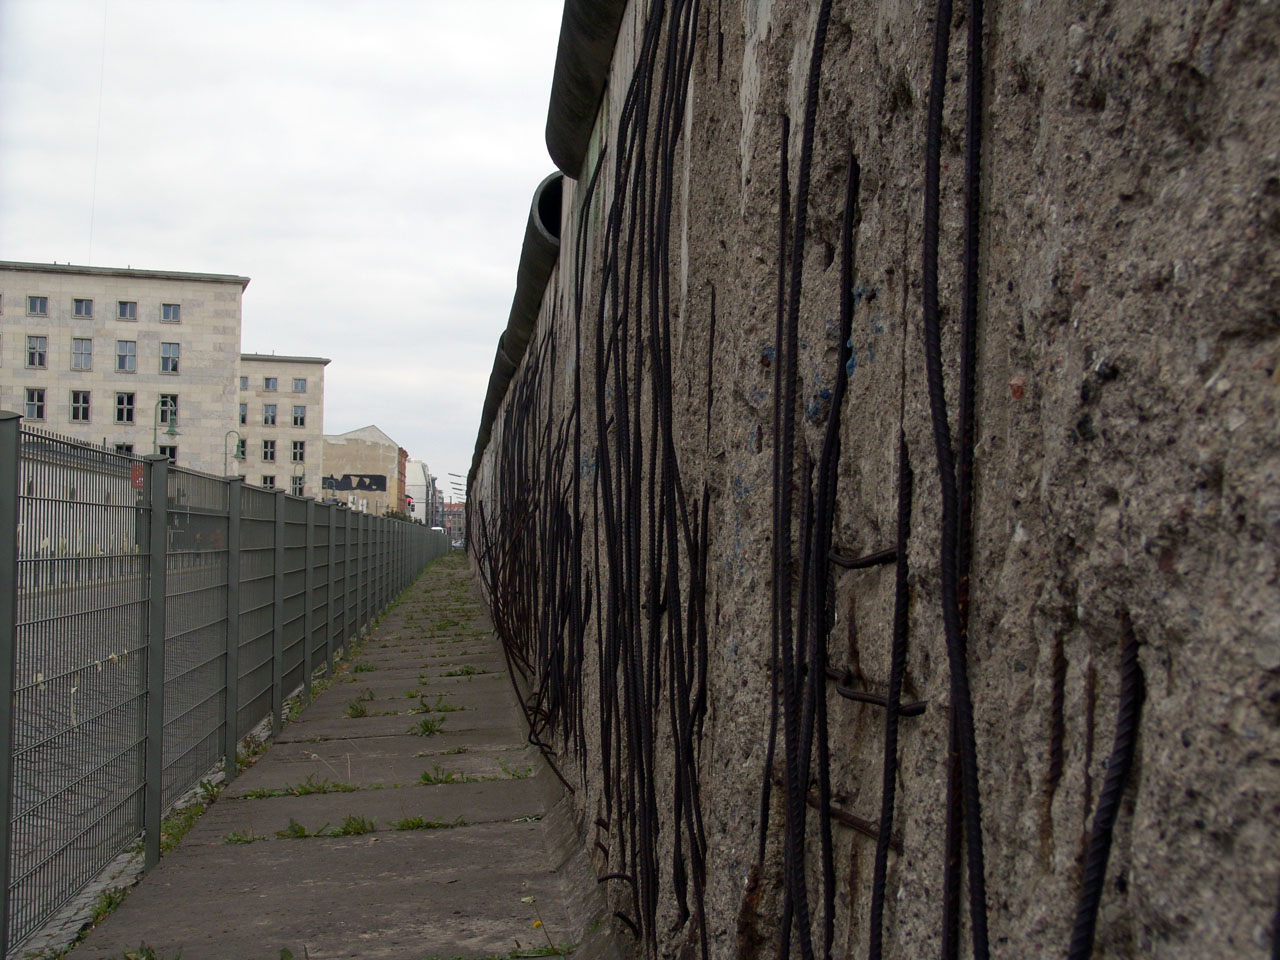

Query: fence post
[143,453,169,871]
[271,489,285,737]
[224,476,242,784]
[303,498,315,703]
[326,507,337,675]
[0,412,22,950]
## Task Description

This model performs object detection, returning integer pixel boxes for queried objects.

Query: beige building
[0,261,248,473]
[235,354,329,497]
[322,425,408,515]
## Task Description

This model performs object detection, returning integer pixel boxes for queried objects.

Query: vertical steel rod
[224,476,242,783]
[143,453,169,871]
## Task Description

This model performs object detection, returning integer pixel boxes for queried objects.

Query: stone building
[440,501,465,542]
[235,353,329,497]
[0,260,248,474]
[321,425,407,515]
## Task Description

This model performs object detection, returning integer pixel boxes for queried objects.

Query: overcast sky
[0,0,565,498]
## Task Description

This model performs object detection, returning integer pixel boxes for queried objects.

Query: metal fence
[0,413,449,955]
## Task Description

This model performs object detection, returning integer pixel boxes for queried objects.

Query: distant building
[441,501,465,541]
[405,457,442,526]
[322,425,408,515]
[236,354,329,498]
[0,260,248,474]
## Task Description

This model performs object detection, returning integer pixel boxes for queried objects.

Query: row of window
[22,335,180,374]
[10,295,180,322]
[23,387,180,425]
[104,441,178,463]
[239,403,306,427]
[239,375,307,393]
[259,476,306,495]
[231,438,306,463]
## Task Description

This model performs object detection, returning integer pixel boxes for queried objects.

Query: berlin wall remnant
[469,1,1280,957]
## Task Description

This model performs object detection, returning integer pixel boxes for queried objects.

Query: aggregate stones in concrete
[73,554,620,960]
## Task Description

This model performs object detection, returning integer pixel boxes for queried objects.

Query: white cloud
[0,0,565,490]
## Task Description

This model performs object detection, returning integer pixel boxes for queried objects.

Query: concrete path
[75,553,618,960]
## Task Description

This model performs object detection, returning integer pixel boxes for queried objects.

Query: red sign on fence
[131,464,145,491]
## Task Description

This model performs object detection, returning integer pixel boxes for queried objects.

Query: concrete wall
[471,1,1280,958]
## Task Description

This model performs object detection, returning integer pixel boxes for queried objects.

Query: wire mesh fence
[0,415,450,955]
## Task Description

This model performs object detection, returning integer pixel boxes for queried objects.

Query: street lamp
[224,429,245,476]
[153,399,179,455]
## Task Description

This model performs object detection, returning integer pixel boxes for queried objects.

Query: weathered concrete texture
[76,555,622,960]
[470,1,1280,958]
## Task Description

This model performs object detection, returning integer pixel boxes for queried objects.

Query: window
[158,445,177,464]
[239,376,248,390]
[291,405,306,427]
[238,403,247,425]
[291,440,305,463]
[261,476,276,490]
[292,378,307,393]
[290,476,305,496]
[74,298,93,318]
[116,340,136,373]
[71,390,91,422]
[24,388,45,420]
[27,296,47,316]
[115,392,135,423]
[263,403,276,426]
[159,394,178,424]
[161,303,180,322]
[117,300,137,320]
[27,335,47,368]
[262,439,276,462]
[264,377,277,391]
[160,342,180,374]
[114,443,134,455]
[72,337,93,370]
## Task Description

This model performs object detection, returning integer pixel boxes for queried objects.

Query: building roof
[0,260,251,289]
[241,353,331,365]
[325,424,399,447]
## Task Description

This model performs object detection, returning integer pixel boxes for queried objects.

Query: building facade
[404,457,442,526]
[321,425,408,515]
[0,261,248,473]
[235,354,329,497]
[441,501,465,542]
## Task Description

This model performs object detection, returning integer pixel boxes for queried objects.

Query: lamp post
[224,429,244,476]
[153,399,179,455]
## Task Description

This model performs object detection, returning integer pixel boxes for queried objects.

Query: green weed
[331,815,375,836]
[408,716,445,737]
[394,815,466,831]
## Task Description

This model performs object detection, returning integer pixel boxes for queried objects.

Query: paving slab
[75,553,620,960]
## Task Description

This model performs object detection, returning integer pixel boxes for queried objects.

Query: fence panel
[308,506,330,674]
[0,419,444,954]
[6,430,148,950]
[161,468,229,810]
[279,497,307,699]
[235,485,276,740]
